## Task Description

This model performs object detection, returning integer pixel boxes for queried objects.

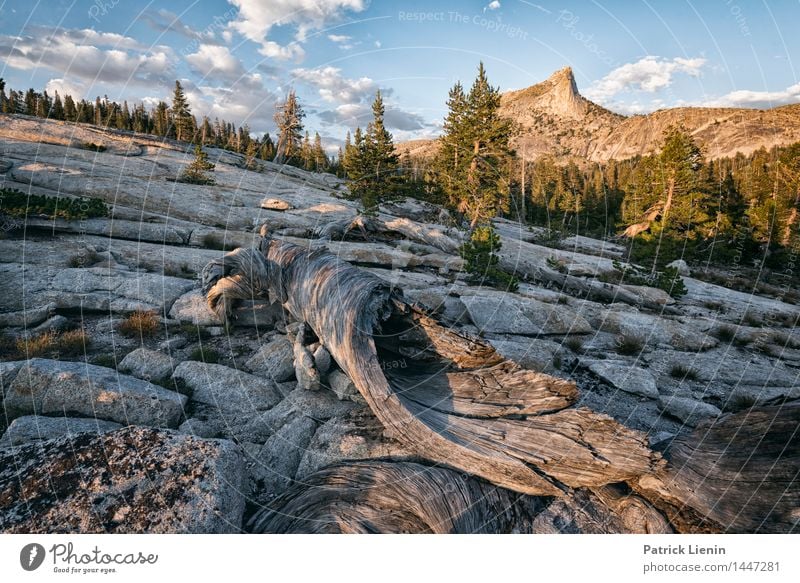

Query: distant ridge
[397,67,800,164]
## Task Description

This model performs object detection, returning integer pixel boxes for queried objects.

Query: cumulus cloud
[318,102,427,131]
[45,78,85,99]
[485,1,501,11]
[185,44,263,89]
[292,66,377,103]
[227,0,365,60]
[586,56,706,100]
[703,82,800,108]
[0,28,174,88]
[183,79,281,130]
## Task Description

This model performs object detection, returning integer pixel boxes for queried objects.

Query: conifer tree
[273,89,305,165]
[179,145,215,184]
[344,91,400,214]
[434,63,512,227]
[171,80,193,142]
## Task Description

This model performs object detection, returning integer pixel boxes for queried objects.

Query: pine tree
[301,131,313,170]
[153,101,170,136]
[344,91,400,214]
[312,132,327,172]
[434,63,513,227]
[179,145,215,184]
[435,81,469,209]
[25,89,37,116]
[64,95,78,121]
[51,91,64,120]
[273,89,305,165]
[171,80,193,142]
[244,139,259,170]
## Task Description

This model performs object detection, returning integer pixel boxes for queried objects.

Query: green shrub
[178,145,215,185]
[189,345,220,363]
[611,260,687,299]
[460,225,518,292]
[82,142,107,152]
[0,188,108,220]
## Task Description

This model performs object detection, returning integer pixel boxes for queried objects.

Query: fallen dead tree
[203,229,798,533]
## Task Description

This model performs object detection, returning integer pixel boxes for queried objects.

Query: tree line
[0,78,331,173]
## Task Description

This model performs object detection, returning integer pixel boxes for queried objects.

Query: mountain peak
[503,66,587,120]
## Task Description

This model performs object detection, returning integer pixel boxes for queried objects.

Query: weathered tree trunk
[203,232,798,533]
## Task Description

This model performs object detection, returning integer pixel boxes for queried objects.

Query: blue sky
[1,0,799,149]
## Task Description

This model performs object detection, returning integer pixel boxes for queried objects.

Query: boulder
[0,263,195,314]
[326,370,365,403]
[584,359,659,399]
[0,415,122,448]
[260,197,293,211]
[3,359,187,428]
[593,307,717,352]
[461,292,592,336]
[168,289,221,326]
[666,259,690,276]
[118,347,175,381]
[312,344,332,375]
[657,395,721,427]
[0,427,245,533]
[246,415,318,502]
[172,362,283,441]
[245,336,295,382]
[295,412,411,479]
[487,337,561,373]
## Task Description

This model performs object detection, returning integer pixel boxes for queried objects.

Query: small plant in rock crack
[190,345,221,363]
[459,224,518,292]
[615,333,645,356]
[118,310,160,338]
[669,363,699,381]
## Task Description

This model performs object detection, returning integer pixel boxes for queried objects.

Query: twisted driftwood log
[202,230,798,533]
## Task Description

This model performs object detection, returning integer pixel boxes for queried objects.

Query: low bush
[118,310,160,338]
[0,188,108,220]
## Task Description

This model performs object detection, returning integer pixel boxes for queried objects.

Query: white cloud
[374,40,381,48]
[703,82,800,108]
[327,33,358,50]
[0,28,174,89]
[485,1,501,11]
[586,56,706,101]
[45,78,85,99]
[318,102,428,131]
[227,0,365,60]
[185,44,264,89]
[292,66,377,103]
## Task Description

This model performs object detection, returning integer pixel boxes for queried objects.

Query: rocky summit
[398,66,800,163]
[1,116,798,533]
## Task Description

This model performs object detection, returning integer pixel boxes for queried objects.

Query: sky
[1,0,799,151]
